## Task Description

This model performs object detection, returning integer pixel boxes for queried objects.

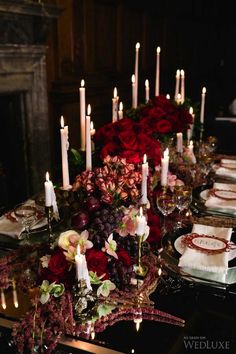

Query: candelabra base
[133,264,148,277]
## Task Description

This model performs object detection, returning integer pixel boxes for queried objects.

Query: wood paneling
[46,0,236,176]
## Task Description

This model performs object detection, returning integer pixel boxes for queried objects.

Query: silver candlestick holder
[199,123,204,142]
[45,206,54,245]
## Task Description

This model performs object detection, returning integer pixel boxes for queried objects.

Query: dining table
[0,153,236,354]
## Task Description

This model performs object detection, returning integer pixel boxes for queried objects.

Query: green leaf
[89,271,105,285]
[97,303,115,318]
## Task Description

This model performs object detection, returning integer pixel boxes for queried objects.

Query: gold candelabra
[134,234,148,277]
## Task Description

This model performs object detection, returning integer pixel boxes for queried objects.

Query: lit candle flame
[180,69,185,77]
[158,268,162,276]
[166,94,170,99]
[113,87,117,98]
[164,148,169,158]
[143,153,147,164]
[91,331,95,340]
[189,140,193,147]
[202,87,206,94]
[132,74,136,84]
[81,79,85,87]
[145,79,149,88]
[60,115,64,128]
[135,42,140,49]
[45,171,50,182]
[87,104,91,116]
[119,102,123,111]
[157,46,161,53]
[139,206,143,218]
[176,69,180,77]
[189,106,193,115]
[177,93,181,101]
[90,121,94,130]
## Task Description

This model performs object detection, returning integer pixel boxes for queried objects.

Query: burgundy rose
[39,248,74,287]
[94,122,118,145]
[120,150,142,164]
[146,226,161,248]
[119,130,139,151]
[116,117,134,131]
[117,248,133,267]
[100,142,121,160]
[134,121,153,136]
[147,106,166,120]
[48,248,68,277]
[152,95,175,113]
[154,119,172,134]
[86,249,109,278]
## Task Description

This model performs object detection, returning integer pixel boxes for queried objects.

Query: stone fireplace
[0,1,61,208]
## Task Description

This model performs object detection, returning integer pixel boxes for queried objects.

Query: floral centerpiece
[1,95,194,353]
[94,95,193,168]
[0,155,161,352]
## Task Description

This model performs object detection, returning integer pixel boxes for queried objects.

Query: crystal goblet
[14,203,37,243]
[156,188,176,236]
[174,185,192,228]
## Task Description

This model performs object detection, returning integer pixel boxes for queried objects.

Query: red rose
[147,106,166,120]
[120,150,142,164]
[100,142,121,160]
[86,249,109,278]
[152,95,175,113]
[117,248,133,267]
[146,226,161,249]
[94,122,118,145]
[147,209,160,226]
[48,248,68,277]
[138,134,161,166]
[154,119,172,134]
[119,130,139,151]
[134,121,153,136]
[116,117,134,131]
[39,248,74,286]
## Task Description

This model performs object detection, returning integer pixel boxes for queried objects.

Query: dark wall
[46,0,236,177]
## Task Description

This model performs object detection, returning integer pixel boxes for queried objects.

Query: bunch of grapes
[113,234,138,258]
[88,207,124,249]
[108,260,135,291]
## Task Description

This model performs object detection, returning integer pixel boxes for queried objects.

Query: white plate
[200,189,210,201]
[174,234,236,262]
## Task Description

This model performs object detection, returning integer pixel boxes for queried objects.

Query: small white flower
[97,280,116,297]
[40,255,51,268]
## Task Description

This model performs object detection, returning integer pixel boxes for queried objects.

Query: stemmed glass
[174,185,192,228]
[14,203,37,244]
[156,188,176,236]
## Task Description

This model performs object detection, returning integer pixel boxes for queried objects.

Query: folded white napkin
[0,200,47,239]
[0,215,24,239]
[221,158,236,166]
[215,159,236,179]
[205,182,236,214]
[178,224,232,273]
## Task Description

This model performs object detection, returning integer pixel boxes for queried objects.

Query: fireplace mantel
[0,1,62,203]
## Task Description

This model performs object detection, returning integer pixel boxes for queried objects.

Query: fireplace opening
[0,93,30,211]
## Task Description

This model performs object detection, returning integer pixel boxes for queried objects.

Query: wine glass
[174,185,192,228]
[14,203,37,243]
[156,188,176,236]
